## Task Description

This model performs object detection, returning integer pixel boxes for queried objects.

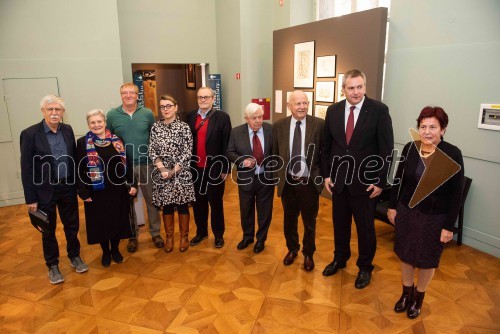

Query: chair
[374,176,473,246]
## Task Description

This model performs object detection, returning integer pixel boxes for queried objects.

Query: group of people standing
[20,69,464,320]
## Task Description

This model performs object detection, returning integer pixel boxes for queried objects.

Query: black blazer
[272,115,324,197]
[321,97,394,195]
[388,140,464,231]
[20,120,77,205]
[187,109,232,178]
[226,122,273,191]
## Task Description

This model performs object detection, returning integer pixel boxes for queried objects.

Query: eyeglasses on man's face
[197,95,213,100]
[159,104,176,111]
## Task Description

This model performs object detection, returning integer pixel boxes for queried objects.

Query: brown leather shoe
[127,238,138,253]
[283,251,297,265]
[152,235,165,248]
[304,255,315,272]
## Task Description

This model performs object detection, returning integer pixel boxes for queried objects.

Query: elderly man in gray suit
[226,103,274,254]
[273,90,324,271]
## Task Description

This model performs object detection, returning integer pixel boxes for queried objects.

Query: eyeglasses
[120,91,137,96]
[159,104,176,110]
[197,95,213,100]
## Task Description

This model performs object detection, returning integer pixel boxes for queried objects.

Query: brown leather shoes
[127,238,138,253]
[304,255,315,272]
[152,235,165,248]
[283,251,297,265]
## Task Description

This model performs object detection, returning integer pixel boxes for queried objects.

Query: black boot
[394,284,414,313]
[110,239,123,263]
[100,241,111,267]
[407,288,425,319]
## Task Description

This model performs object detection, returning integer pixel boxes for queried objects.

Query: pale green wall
[116,0,218,83]
[0,0,123,206]
[384,0,500,256]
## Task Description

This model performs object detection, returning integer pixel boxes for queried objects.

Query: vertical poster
[208,74,223,111]
[133,71,145,107]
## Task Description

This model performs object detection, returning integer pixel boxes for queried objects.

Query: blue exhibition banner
[133,71,145,107]
[208,74,222,111]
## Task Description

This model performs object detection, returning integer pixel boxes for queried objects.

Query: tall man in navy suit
[20,95,88,285]
[226,103,273,254]
[321,69,394,289]
[187,87,232,248]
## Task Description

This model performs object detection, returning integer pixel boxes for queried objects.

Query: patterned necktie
[346,105,355,144]
[291,120,302,174]
[252,131,264,166]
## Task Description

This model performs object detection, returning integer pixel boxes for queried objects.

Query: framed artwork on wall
[315,81,335,103]
[293,41,315,88]
[337,73,345,102]
[304,91,313,115]
[185,64,196,89]
[315,104,329,120]
[316,55,336,77]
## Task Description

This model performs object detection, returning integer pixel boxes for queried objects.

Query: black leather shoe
[101,253,111,267]
[253,241,265,253]
[304,255,315,272]
[355,271,372,289]
[322,260,346,276]
[111,250,123,263]
[237,239,254,250]
[189,234,208,246]
[215,237,225,248]
[283,251,297,265]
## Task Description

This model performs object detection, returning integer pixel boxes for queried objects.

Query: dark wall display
[273,8,388,122]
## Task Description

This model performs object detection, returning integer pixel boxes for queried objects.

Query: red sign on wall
[252,98,271,120]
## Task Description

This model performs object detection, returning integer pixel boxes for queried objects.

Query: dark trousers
[39,184,80,268]
[192,167,226,238]
[238,176,274,242]
[281,178,319,256]
[332,189,377,272]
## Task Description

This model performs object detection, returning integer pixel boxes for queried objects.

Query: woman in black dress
[387,106,464,319]
[149,95,195,253]
[77,109,137,267]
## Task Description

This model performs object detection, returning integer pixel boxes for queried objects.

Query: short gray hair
[40,95,65,110]
[244,103,263,118]
[86,109,106,122]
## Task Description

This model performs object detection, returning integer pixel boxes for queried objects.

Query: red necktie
[346,105,355,145]
[253,131,264,166]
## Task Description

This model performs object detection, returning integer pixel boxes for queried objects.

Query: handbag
[28,209,51,235]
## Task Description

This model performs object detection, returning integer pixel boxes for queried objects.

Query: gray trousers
[131,164,161,238]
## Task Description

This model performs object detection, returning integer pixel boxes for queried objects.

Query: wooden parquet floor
[0,180,499,333]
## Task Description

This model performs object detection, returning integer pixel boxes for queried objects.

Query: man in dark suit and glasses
[321,69,394,289]
[273,90,324,272]
[187,87,232,248]
[20,95,88,284]
[226,103,273,253]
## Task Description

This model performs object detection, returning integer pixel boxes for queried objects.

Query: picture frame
[293,41,315,88]
[315,104,329,120]
[316,55,336,78]
[337,73,345,102]
[315,81,335,103]
[185,64,196,89]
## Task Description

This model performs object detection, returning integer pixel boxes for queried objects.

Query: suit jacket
[388,140,464,231]
[321,96,394,196]
[272,115,324,197]
[187,109,232,178]
[20,120,77,205]
[226,122,273,192]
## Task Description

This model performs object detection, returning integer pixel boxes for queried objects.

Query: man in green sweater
[107,82,164,252]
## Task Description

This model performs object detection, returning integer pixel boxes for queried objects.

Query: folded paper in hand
[28,209,50,235]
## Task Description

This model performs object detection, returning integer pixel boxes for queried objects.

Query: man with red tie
[226,103,274,254]
[321,69,394,289]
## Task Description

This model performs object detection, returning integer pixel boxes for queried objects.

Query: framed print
[286,91,313,116]
[316,55,336,77]
[293,41,315,88]
[315,104,329,120]
[337,73,345,102]
[315,81,335,103]
[185,64,196,89]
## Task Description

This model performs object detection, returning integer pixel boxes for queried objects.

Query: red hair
[416,106,448,129]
